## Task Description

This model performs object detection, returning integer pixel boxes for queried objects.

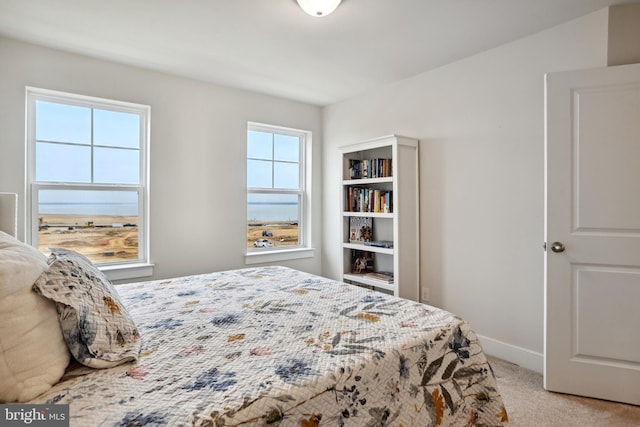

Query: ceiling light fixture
[296,0,342,17]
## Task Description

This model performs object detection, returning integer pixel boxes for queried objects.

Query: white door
[545,63,640,406]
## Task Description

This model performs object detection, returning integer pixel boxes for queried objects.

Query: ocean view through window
[27,88,149,266]
[36,188,140,263]
[247,123,307,251]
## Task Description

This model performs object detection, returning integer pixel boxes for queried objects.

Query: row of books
[348,158,392,179]
[349,249,394,283]
[346,187,393,213]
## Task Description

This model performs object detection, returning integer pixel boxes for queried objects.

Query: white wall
[321,9,610,371]
[0,37,323,280]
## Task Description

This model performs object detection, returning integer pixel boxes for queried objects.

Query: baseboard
[477,334,543,374]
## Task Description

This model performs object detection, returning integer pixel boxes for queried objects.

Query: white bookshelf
[339,135,420,301]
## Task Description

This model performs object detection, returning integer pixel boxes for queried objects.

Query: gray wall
[321,9,611,372]
[0,37,324,280]
[608,3,640,65]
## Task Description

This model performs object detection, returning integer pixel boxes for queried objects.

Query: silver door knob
[551,242,565,253]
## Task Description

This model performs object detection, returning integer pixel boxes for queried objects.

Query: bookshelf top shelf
[339,134,418,154]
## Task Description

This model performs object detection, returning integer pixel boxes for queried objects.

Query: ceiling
[0,0,636,106]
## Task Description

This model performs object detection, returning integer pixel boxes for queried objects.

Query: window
[246,123,311,260]
[26,88,150,275]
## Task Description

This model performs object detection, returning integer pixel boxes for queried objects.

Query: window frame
[26,87,152,280]
[245,122,314,263]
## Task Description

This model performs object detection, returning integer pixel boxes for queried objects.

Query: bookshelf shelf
[342,242,394,255]
[339,135,420,301]
[342,177,393,186]
[343,273,396,292]
[342,211,394,219]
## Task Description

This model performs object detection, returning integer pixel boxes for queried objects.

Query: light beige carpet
[489,356,640,426]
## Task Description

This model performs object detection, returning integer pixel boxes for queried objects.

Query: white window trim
[245,122,314,264]
[101,262,154,282]
[26,87,153,280]
[245,247,315,265]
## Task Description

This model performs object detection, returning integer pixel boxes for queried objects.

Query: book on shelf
[350,249,374,274]
[364,271,394,284]
[349,216,372,243]
[364,240,393,248]
[348,159,361,180]
[349,158,392,179]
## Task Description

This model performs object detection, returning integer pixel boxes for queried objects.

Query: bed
[1,232,508,426]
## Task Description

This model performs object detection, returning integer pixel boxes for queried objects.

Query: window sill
[100,262,154,282]
[245,247,315,265]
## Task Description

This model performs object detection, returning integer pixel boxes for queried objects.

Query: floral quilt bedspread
[32,266,508,426]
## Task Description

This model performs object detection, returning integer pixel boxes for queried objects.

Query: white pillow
[0,231,70,403]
